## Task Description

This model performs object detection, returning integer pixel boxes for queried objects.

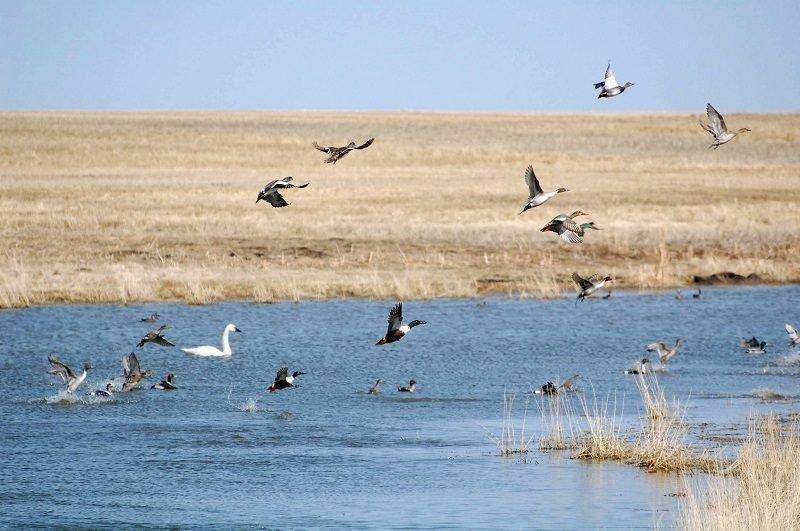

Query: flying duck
[267,367,306,392]
[541,215,600,244]
[700,104,750,149]
[572,272,613,303]
[313,138,374,164]
[140,312,160,323]
[376,302,427,345]
[368,379,384,395]
[151,373,177,390]
[398,380,417,393]
[87,383,114,397]
[121,352,153,391]
[785,324,800,346]
[624,359,651,375]
[741,336,767,354]
[518,165,568,214]
[47,355,92,393]
[137,324,175,349]
[646,339,683,366]
[255,177,310,208]
[594,62,634,98]
[182,324,241,357]
[560,374,581,391]
[534,381,558,395]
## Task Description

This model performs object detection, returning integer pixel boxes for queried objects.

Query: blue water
[1,285,798,528]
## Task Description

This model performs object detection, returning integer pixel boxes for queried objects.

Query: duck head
[623,82,635,89]
[603,276,614,282]
[556,187,569,193]
[84,362,93,372]
[166,373,175,382]
[408,320,427,328]
[581,221,601,231]
[291,371,307,378]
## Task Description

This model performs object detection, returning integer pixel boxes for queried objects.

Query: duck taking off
[741,336,767,354]
[594,62,634,98]
[534,381,558,395]
[151,373,177,390]
[560,374,581,391]
[700,104,750,149]
[398,380,417,393]
[88,383,114,397]
[785,324,800,346]
[121,352,153,391]
[368,379,384,395]
[47,355,92,393]
[541,214,600,244]
[256,177,310,208]
[376,302,427,345]
[267,367,306,392]
[625,359,651,375]
[646,339,683,366]
[572,273,613,303]
[182,324,241,357]
[518,165,568,214]
[313,138,374,164]
[137,325,175,349]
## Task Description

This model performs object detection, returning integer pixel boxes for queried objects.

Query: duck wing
[274,367,289,385]
[706,104,727,135]
[558,229,583,244]
[354,138,374,150]
[48,355,75,381]
[523,165,542,197]
[571,273,594,291]
[312,141,332,153]
[386,302,403,334]
[122,353,136,377]
[604,63,619,89]
[786,323,799,342]
[263,191,290,208]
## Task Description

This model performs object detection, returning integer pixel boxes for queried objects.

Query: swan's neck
[221,329,232,355]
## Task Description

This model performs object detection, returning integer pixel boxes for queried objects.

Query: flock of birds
[45,62,772,400]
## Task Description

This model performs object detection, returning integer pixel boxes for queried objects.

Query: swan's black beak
[234,327,242,333]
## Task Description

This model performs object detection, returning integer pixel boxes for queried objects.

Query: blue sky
[1,1,798,111]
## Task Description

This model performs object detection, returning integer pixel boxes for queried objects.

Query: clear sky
[1,1,798,112]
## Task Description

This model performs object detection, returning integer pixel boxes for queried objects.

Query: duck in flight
[541,214,600,244]
[256,177,310,208]
[87,383,114,397]
[594,62,634,99]
[376,302,427,345]
[646,339,683,368]
[368,379,384,395]
[534,381,558,395]
[140,312,160,323]
[267,367,306,392]
[48,355,92,393]
[625,359,651,375]
[182,324,241,357]
[121,352,153,391]
[152,373,177,390]
[518,165,568,214]
[137,324,175,349]
[741,336,767,354]
[572,272,613,303]
[313,138,374,164]
[398,380,417,393]
[785,324,800,346]
[700,103,750,149]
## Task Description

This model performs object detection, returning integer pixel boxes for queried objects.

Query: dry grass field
[1,111,798,308]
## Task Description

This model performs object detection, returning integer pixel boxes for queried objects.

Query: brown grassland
[1,111,798,308]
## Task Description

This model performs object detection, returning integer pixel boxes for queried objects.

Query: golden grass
[681,417,800,530]
[1,111,799,307]
[486,390,535,456]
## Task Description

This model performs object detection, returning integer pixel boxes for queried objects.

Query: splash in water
[240,397,258,412]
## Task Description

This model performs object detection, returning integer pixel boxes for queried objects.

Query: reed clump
[486,390,535,456]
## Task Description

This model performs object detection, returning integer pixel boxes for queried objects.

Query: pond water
[1,285,798,528]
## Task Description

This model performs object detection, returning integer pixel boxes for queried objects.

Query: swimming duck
[267,367,306,392]
[182,324,241,357]
[137,324,175,349]
[741,336,767,354]
[121,352,153,391]
[594,62,634,98]
[692,289,702,299]
[87,383,114,397]
[646,339,683,366]
[534,381,558,395]
[140,312,160,323]
[151,373,177,390]
[518,165,568,214]
[398,380,417,393]
[541,215,600,244]
[700,104,750,149]
[572,272,613,303]
[376,302,427,345]
[785,324,800,346]
[255,177,310,208]
[47,355,92,393]
[368,379,384,395]
[313,138,374,164]
[624,359,651,375]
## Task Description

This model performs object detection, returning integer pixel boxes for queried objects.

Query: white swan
[181,324,241,357]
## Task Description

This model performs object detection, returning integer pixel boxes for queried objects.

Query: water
[1,285,799,528]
